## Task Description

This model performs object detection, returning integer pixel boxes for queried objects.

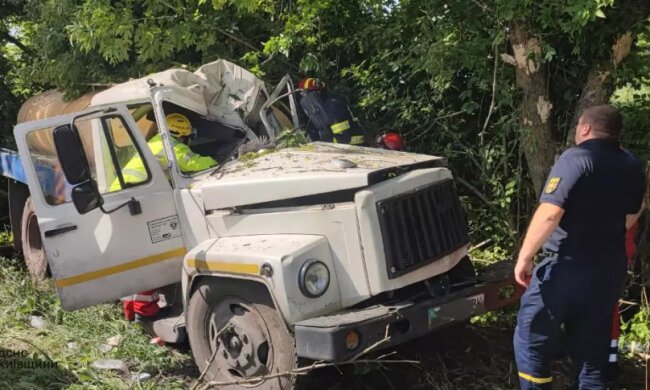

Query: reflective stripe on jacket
[121,290,160,319]
[110,134,217,191]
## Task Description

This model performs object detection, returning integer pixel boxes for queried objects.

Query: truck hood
[193,142,445,210]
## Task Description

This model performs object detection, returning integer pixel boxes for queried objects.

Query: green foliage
[0,260,193,389]
[612,33,650,161]
[67,0,135,65]
[470,246,512,265]
[621,291,650,358]
[13,0,283,96]
[2,0,650,247]
[275,129,308,148]
[0,231,13,246]
[613,85,650,161]
[471,306,518,328]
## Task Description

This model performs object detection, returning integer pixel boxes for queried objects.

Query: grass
[0,253,647,389]
[0,257,196,389]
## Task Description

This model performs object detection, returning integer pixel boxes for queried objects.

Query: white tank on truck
[1,59,521,389]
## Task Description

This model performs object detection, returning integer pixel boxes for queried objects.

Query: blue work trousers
[513,254,626,389]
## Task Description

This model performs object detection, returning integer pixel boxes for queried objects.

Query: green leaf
[595,9,606,18]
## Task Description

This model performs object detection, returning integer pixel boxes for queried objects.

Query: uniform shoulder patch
[545,177,561,194]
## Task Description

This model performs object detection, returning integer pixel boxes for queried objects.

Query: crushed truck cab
[2,59,521,388]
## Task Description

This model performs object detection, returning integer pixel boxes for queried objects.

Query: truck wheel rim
[208,296,273,383]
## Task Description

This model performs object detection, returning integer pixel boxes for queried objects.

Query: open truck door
[14,105,185,310]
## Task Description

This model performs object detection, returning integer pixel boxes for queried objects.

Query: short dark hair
[579,104,623,139]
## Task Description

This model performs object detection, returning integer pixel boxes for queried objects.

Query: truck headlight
[298,260,330,298]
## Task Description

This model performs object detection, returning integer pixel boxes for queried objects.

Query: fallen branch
[207,358,420,387]
[189,323,234,390]
[207,324,420,388]
[349,325,391,361]
[469,239,491,253]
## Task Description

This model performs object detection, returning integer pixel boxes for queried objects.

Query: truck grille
[377,179,469,279]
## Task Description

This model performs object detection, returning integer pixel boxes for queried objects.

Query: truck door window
[102,116,151,191]
[25,126,65,205]
[25,114,150,206]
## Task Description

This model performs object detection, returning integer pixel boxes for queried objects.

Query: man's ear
[581,123,592,137]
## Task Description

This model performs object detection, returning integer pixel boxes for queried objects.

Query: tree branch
[214,26,261,53]
[471,0,492,13]
[1,31,33,56]
[189,323,233,390]
[11,337,55,363]
[456,176,492,206]
[207,358,419,387]
[481,43,499,139]
[205,325,420,388]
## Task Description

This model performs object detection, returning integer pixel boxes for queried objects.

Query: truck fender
[183,235,343,326]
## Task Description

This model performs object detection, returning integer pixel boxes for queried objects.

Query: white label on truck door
[147,215,182,243]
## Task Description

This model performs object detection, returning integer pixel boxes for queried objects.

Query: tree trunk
[566,32,633,145]
[510,22,559,196]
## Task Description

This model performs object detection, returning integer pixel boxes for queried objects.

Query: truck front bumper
[294,260,522,361]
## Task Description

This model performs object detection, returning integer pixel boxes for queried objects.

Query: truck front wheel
[21,197,48,280]
[187,279,300,390]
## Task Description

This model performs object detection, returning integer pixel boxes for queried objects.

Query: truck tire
[187,279,300,390]
[21,197,48,280]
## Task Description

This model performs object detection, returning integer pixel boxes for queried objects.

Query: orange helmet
[298,78,320,90]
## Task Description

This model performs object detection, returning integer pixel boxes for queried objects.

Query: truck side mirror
[53,123,103,214]
[71,181,104,214]
[53,124,91,185]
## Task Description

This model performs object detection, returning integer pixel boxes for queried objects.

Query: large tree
[502,0,650,193]
[6,0,650,245]
[0,0,30,145]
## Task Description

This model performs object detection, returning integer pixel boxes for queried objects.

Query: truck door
[14,105,186,310]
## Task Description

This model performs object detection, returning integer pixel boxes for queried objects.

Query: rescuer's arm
[173,142,217,173]
[514,148,583,287]
[514,203,564,287]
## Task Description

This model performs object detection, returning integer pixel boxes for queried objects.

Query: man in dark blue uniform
[513,105,645,389]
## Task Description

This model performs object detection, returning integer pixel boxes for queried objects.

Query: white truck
[1,60,520,389]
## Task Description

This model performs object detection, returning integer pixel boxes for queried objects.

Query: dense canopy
[2,0,650,248]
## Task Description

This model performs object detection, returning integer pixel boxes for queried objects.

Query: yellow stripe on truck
[54,247,186,288]
[187,259,260,275]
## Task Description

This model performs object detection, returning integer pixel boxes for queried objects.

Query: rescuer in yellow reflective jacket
[111,113,217,191]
